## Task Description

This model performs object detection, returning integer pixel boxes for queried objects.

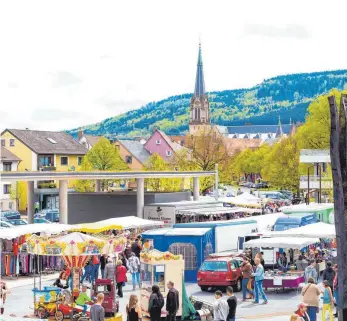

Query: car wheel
[234,278,242,292]
[37,307,47,319]
[200,286,209,292]
[55,310,64,321]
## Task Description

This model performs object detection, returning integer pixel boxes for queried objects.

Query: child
[290,314,299,321]
[322,280,334,321]
[76,286,92,315]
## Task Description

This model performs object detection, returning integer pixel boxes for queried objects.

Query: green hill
[68,69,347,137]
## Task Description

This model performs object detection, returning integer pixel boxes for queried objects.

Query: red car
[197,257,243,292]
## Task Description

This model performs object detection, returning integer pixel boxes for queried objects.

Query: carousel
[27,232,125,321]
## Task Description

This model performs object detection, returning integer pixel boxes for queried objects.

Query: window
[199,261,228,272]
[60,156,68,166]
[155,140,161,145]
[3,163,12,172]
[77,156,83,166]
[169,243,197,270]
[46,137,58,144]
[1,139,5,147]
[140,263,153,289]
[9,139,15,147]
[9,202,13,209]
[125,156,132,164]
[39,156,53,166]
[3,184,11,194]
[166,150,172,157]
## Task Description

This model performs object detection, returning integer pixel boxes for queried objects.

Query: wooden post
[328,95,347,321]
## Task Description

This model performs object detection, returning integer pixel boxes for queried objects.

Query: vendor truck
[174,220,258,252]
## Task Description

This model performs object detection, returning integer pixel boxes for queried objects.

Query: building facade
[77,130,103,150]
[0,147,21,210]
[1,129,87,211]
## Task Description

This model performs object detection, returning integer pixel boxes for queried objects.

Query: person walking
[322,261,335,290]
[226,287,237,321]
[240,256,253,301]
[301,277,320,321]
[128,253,141,290]
[166,281,179,321]
[149,285,164,321]
[252,258,268,305]
[90,293,105,321]
[126,295,142,321]
[295,303,310,321]
[304,260,317,284]
[100,255,108,279]
[213,290,229,321]
[321,280,334,321]
[104,258,117,281]
[116,260,127,298]
[131,239,142,258]
[81,260,93,284]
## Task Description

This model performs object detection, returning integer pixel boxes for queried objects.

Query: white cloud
[0,0,346,131]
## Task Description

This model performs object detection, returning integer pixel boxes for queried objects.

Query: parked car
[34,217,52,224]
[279,190,294,200]
[197,257,243,292]
[0,210,21,220]
[0,220,14,228]
[244,182,254,188]
[44,210,60,222]
[6,219,28,226]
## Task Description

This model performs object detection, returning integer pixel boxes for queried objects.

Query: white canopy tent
[244,237,320,249]
[177,207,261,215]
[219,193,261,206]
[271,222,336,239]
[0,223,73,240]
[72,216,163,233]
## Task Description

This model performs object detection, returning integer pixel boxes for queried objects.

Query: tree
[10,181,26,210]
[261,137,300,192]
[145,153,180,192]
[75,137,128,192]
[296,89,347,149]
[328,94,347,320]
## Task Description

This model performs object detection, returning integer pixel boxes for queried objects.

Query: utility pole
[328,94,347,321]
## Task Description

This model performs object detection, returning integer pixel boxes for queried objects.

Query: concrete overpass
[1,170,216,224]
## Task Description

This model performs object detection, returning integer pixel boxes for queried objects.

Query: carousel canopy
[27,232,106,256]
[0,223,73,240]
[244,237,320,249]
[271,222,336,239]
[71,216,163,233]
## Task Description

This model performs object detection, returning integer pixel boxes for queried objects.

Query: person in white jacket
[213,290,229,321]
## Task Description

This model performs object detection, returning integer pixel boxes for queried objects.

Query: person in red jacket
[116,260,127,298]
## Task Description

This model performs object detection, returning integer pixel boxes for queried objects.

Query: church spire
[194,41,206,97]
[275,115,283,138]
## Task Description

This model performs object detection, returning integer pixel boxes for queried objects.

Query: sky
[1,0,347,131]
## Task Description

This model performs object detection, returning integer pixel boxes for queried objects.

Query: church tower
[189,42,210,133]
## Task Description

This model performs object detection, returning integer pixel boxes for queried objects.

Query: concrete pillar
[193,177,200,201]
[136,178,144,218]
[95,179,101,192]
[59,180,68,224]
[27,181,35,224]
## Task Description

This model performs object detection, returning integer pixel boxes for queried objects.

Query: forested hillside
[68,69,347,137]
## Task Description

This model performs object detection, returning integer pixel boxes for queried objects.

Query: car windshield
[199,261,228,272]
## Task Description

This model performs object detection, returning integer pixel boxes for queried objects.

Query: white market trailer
[144,199,223,225]
[173,220,258,252]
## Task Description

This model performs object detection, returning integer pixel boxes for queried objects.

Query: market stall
[271,222,336,239]
[244,237,320,291]
[220,193,262,210]
[139,249,195,320]
[141,228,213,282]
[175,206,258,223]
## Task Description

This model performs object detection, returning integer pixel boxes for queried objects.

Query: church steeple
[189,41,210,130]
[194,42,205,97]
[275,115,283,138]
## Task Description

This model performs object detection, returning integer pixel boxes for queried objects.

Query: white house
[0,147,21,210]
[78,131,103,150]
